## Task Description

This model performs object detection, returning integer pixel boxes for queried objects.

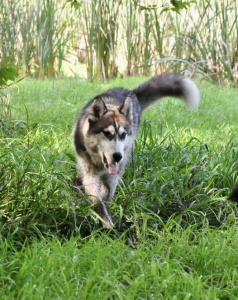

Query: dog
[73,74,200,228]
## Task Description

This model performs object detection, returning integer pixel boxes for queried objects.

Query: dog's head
[85,95,133,175]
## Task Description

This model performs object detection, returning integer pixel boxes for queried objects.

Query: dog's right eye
[103,131,112,139]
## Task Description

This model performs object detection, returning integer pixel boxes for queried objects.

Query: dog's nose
[113,152,122,163]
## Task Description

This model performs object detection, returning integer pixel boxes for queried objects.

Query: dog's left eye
[120,132,127,140]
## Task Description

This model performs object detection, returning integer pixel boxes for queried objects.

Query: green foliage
[67,0,196,12]
[0,58,19,88]
[0,57,19,120]
[66,0,81,9]
[132,0,196,13]
[169,0,196,12]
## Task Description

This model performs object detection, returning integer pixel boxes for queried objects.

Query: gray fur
[73,74,200,228]
[133,74,199,110]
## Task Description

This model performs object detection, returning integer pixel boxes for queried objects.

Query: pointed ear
[119,95,133,121]
[91,97,108,119]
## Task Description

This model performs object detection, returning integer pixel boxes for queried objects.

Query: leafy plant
[132,0,196,13]
[0,57,19,88]
[0,57,19,120]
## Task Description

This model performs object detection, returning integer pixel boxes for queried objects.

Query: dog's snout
[113,152,122,163]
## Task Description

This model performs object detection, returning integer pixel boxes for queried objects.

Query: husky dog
[74,74,200,228]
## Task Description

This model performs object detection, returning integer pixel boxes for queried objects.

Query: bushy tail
[132,73,200,111]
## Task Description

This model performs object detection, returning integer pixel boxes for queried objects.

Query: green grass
[1,224,238,299]
[1,77,238,299]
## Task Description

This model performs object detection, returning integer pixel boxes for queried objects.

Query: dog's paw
[93,201,114,229]
[102,214,114,229]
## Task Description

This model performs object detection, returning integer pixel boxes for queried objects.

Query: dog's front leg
[101,175,119,203]
[82,174,114,228]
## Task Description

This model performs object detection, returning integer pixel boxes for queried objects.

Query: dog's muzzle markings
[103,152,119,175]
[73,74,200,228]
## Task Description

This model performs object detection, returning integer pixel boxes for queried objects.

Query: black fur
[74,128,86,154]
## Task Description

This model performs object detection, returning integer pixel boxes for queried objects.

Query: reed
[0,0,237,84]
[181,0,238,84]
[83,0,121,80]
[0,0,73,78]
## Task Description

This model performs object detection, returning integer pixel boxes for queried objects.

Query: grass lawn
[1,77,238,299]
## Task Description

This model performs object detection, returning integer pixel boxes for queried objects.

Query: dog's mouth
[103,153,117,175]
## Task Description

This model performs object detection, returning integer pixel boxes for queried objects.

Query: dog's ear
[119,95,132,121]
[91,97,108,119]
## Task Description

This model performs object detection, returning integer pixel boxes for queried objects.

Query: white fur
[118,126,126,135]
[97,130,129,166]
[105,125,115,135]
[182,78,200,111]
[82,119,89,137]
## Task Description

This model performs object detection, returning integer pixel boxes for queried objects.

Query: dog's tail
[132,73,200,111]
